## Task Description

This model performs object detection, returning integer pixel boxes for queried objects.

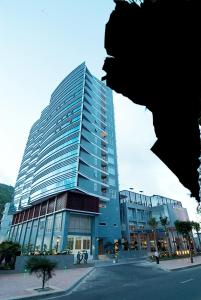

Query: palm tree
[25,257,57,290]
[148,217,158,252]
[191,221,201,250]
[160,216,172,256]
[174,220,193,263]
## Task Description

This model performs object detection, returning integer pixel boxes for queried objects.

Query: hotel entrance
[67,235,91,255]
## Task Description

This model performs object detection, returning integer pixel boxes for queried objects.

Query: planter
[14,254,74,273]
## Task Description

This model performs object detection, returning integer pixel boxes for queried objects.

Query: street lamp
[56,236,60,254]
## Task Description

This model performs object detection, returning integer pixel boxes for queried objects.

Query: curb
[151,262,201,272]
[6,267,95,300]
[169,263,201,272]
[148,260,201,272]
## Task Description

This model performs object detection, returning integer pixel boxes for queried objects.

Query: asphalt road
[47,260,201,300]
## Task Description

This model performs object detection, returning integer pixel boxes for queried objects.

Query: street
[46,260,201,300]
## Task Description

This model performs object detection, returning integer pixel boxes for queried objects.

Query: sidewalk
[0,257,147,300]
[153,255,201,271]
[2,255,201,300]
[0,266,94,300]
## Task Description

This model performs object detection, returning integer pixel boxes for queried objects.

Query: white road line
[180,278,194,284]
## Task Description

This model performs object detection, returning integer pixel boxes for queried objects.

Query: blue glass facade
[14,64,85,207]
[11,63,121,257]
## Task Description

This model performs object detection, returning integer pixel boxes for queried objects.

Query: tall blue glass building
[10,63,121,257]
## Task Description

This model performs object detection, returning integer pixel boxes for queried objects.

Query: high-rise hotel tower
[10,63,121,257]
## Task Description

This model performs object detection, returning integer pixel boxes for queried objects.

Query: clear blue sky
[0,0,199,221]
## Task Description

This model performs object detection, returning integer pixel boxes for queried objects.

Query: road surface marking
[180,278,194,284]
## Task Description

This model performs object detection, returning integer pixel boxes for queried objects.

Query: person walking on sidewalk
[114,241,119,263]
[154,250,159,264]
[77,251,83,264]
[83,251,88,264]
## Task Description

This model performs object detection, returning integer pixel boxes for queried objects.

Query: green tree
[160,216,172,256]
[0,240,21,268]
[0,183,14,220]
[148,217,158,252]
[174,220,194,263]
[191,221,201,249]
[25,257,57,290]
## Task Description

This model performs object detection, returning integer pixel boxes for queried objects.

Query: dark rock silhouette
[103,0,201,203]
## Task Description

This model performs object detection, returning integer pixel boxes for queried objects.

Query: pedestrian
[154,250,159,264]
[80,251,84,263]
[83,251,88,263]
[77,251,81,264]
[114,241,119,263]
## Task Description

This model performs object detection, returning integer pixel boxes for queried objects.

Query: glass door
[67,235,91,255]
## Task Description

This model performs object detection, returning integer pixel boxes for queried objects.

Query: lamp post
[56,236,60,254]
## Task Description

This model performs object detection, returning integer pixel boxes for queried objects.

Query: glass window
[94,183,97,191]
[111,190,117,199]
[68,215,91,233]
[108,166,115,175]
[23,222,32,245]
[52,213,63,252]
[46,215,53,233]
[19,223,27,245]
[54,213,62,231]
[15,224,22,243]
[108,147,114,155]
[83,238,90,250]
[75,237,81,249]
[128,208,133,219]
[9,227,14,240]
[108,156,114,164]
[35,217,45,251]
[67,236,74,250]
[43,215,54,251]
[109,178,115,186]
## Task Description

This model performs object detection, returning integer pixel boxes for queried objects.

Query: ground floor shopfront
[9,192,101,258]
[10,211,96,256]
[9,191,121,258]
[125,229,192,252]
